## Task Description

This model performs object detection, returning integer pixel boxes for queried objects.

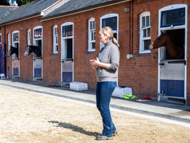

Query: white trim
[100,13,119,49]
[33,26,43,40]
[41,0,70,16]
[139,11,151,54]
[88,17,95,52]
[53,25,58,54]
[61,22,74,39]
[0,33,2,44]
[27,29,31,45]
[8,33,11,51]
[12,30,20,78]
[158,4,187,101]
[12,30,19,43]
[33,26,43,81]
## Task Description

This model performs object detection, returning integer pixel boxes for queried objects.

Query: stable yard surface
[0,86,190,143]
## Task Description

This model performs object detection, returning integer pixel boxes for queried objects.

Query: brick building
[0,0,189,105]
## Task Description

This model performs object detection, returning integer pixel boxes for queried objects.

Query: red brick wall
[133,0,190,103]
[1,0,190,105]
[3,16,42,82]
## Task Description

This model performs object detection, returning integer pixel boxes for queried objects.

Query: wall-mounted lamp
[127,54,133,59]
[123,7,130,12]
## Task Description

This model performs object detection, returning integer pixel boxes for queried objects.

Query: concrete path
[0,79,190,123]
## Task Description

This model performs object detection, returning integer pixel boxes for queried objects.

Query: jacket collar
[104,40,112,47]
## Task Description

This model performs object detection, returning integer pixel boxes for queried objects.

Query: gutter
[40,0,131,22]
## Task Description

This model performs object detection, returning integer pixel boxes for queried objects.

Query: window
[62,25,73,37]
[88,18,95,51]
[100,13,119,48]
[161,8,185,27]
[13,31,19,42]
[139,12,151,53]
[0,34,2,44]
[8,33,10,51]
[34,28,42,39]
[27,29,31,45]
[53,25,58,53]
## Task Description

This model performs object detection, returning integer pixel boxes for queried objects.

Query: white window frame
[100,13,119,49]
[0,33,2,44]
[88,18,95,52]
[8,33,10,51]
[33,26,42,40]
[27,29,31,45]
[53,25,58,53]
[139,11,151,54]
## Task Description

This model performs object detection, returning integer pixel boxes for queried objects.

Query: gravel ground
[0,86,190,143]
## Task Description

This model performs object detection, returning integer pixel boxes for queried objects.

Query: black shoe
[96,135,113,140]
[113,130,117,136]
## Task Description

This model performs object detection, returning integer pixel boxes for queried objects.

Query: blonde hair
[99,27,119,47]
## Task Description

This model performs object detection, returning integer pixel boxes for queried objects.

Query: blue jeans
[96,82,116,137]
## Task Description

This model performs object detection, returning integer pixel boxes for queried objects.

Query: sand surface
[0,86,190,143]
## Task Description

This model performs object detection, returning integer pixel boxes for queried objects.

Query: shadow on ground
[48,121,99,137]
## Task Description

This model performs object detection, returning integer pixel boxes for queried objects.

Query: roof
[0,0,58,25]
[0,6,18,22]
[41,0,131,21]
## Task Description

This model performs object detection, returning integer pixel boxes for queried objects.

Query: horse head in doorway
[7,46,18,57]
[149,31,184,59]
[24,45,41,58]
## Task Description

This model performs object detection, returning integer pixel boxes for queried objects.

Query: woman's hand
[89,57,110,70]
[89,59,98,70]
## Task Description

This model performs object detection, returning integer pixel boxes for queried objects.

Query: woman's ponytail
[112,37,119,47]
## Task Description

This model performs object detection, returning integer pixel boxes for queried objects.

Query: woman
[89,27,120,140]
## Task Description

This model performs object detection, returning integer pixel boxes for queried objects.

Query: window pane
[56,45,58,52]
[13,33,19,42]
[90,21,92,30]
[92,31,95,40]
[162,12,167,26]
[179,9,185,24]
[167,11,173,25]
[110,19,113,29]
[55,28,58,35]
[143,29,146,37]
[62,27,65,37]
[91,32,93,41]
[67,26,70,36]
[142,17,145,28]
[70,25,73,36]
[113,17,117,30]
[92,42,95,49]
[144,40,151,50]
[113,33,117,40]
[56,36,58,44]
[102,19,106,28]
[173,11,179,24]
[147,28,151,37]
[146,16,150,27]
[93,21,95,29]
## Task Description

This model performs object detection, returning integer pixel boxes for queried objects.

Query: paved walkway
[0,79,190,123]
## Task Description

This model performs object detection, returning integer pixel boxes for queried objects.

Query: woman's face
[99,32,108,44]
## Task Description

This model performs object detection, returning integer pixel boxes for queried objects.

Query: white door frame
[12,30,20,78]
[33,26,43,81]
[158,4,188,101]
[61,22,74,83]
